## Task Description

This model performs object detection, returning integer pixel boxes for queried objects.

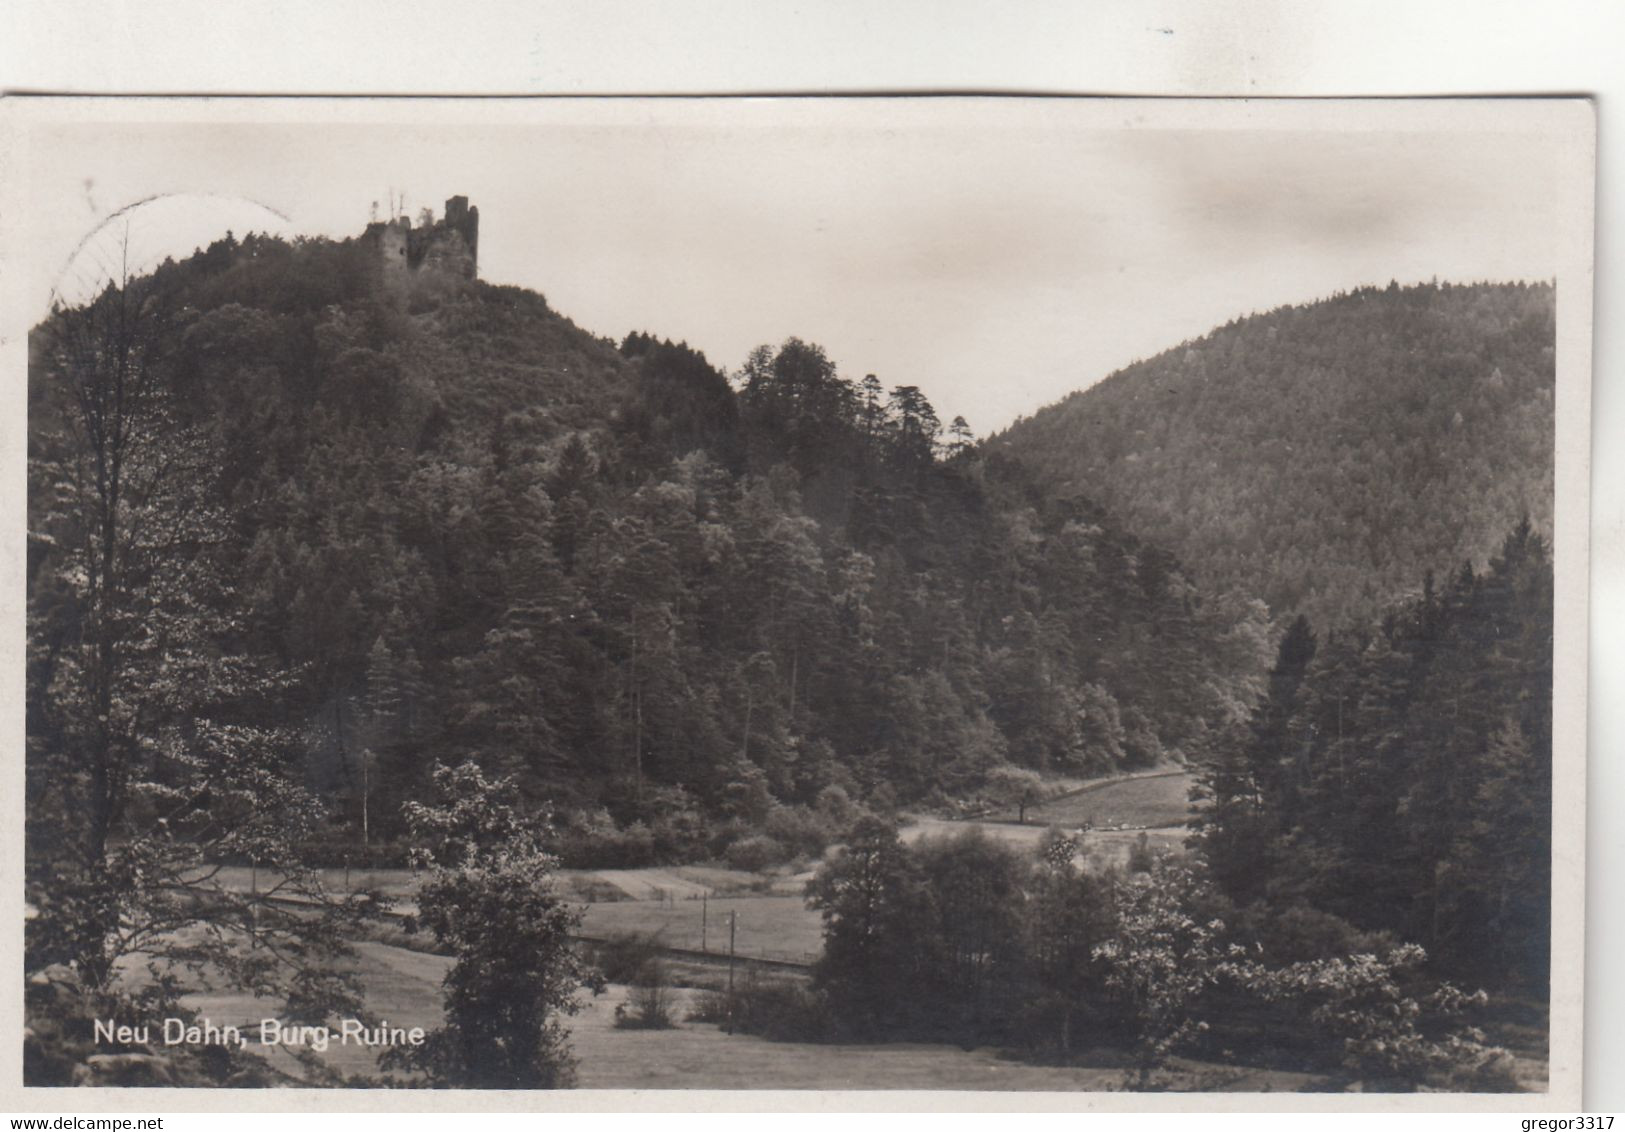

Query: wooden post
[702,893,708,953]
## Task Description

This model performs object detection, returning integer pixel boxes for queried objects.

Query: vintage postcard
[0,96,1593,1111]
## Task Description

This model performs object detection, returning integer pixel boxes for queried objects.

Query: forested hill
[27,227,1275,859]
[988,281,1555,629]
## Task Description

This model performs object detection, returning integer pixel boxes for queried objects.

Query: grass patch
[579,895,822,964]
[992,772,1194,829]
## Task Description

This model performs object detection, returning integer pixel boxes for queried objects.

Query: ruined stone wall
[363,195,479,299]
[432,194,479,280]
[374,221,410,285]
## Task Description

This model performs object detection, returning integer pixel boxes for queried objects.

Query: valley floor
[229,939,1322,1092]
[171,768,1544,1093]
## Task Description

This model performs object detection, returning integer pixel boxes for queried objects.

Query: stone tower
[365,195,480,295]
[440,195,480,278]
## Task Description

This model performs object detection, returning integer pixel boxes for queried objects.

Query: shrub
[1127,831,1155,874]
[764,804,834,858]
[1220,942,1513,1091]
[687,974,831,1042]
[814,784,857,828]
[724,834,788,873]
[585,931,665,985]
[1435,1039,1524,1092]
[704,817,754,860]
[686,987,728,1025]
[382,761,597,1088]
[614,960,675,1030]
[1236,902,1396,966]
[555,822,658,869]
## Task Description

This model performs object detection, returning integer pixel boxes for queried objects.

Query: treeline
[991,281,1555,629]
[1192,519,1552,987]
[26,229,1272,864]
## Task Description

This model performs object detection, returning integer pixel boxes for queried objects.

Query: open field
[899,816,1055,851]
[983,769,1195,829]
[561,863,793,901]
[1070,828,1189,872]
[204,861,797,915]
[899,816,1188,874]
[579,894,823,965]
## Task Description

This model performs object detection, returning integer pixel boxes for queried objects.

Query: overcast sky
[20,99,1566,434]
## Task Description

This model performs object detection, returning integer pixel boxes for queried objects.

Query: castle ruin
[365,195,480,294]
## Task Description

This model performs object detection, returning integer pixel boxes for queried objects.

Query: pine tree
[1193,614,1316,906]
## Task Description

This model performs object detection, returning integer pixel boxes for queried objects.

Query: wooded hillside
[990,281,1555,628]
[26,229,1272,863]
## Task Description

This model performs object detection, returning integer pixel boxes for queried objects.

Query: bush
[647,812,706,863]
[555,821,658,869]
[551,796,716,869]
[1127,831,1155,874]
[724,834,788,873]
[382,761,595,1089]
[1236,903,1396,966]
[764,804,834,859]
[1435,1039,1524,1092]
[584,932,665,985]
[686,987,730,1024]
[1220,943,1512,1091]
[614,960,675,1030]
[814,784,857,828]
[687,975,831,1042]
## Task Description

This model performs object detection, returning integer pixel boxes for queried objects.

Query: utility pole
[701,893,708,952]
[726,911,738,1035]
[361,748,371,849]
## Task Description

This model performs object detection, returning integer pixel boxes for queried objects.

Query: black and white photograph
[4,95,1592,1105]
